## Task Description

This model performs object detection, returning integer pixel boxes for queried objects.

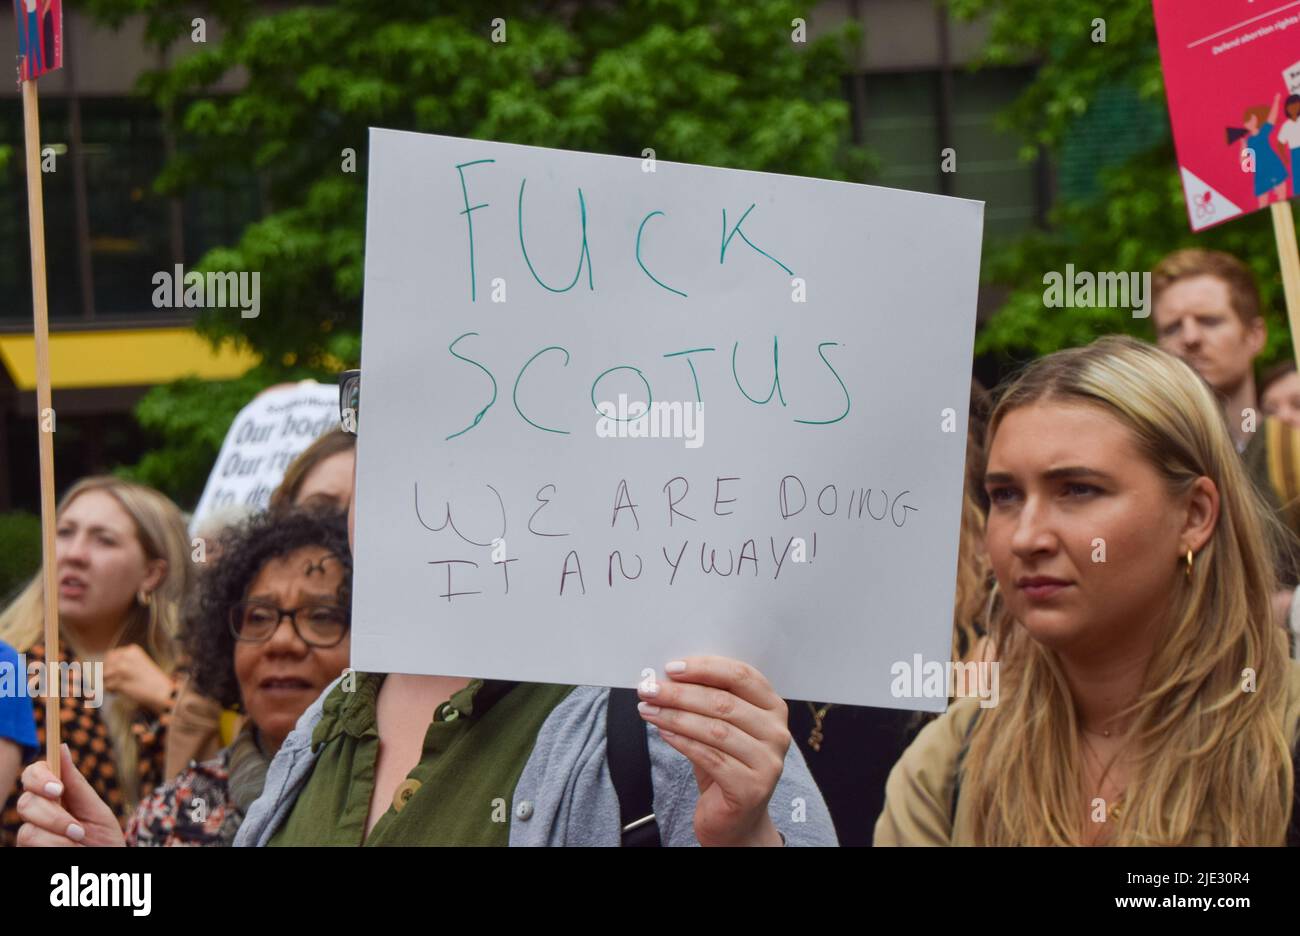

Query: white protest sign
[1285,59,1300,94]
[353,129,983,709]
[190,381,339,534]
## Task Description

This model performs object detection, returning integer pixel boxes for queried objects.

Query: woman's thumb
[57,743,108,820]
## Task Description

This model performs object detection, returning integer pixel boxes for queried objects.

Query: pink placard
[1152,0,1300,230]
[12,0,61,84]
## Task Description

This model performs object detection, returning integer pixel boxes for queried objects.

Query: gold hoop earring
[1184,548,1194,579]
[136,588,153,606]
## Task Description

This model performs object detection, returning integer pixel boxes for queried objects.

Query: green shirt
[268,673,574,846]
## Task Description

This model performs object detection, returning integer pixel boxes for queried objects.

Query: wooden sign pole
[21,77,62,779]
[1274,201,1300,373]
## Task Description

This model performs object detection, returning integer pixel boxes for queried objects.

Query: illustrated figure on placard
[1278,94,1300,199]
[1236,93,1289,208]
[1194,190,1215,222]
[12,0,55,82]
[14,0,43,80]
[39,0,54,66]
[12,1,24,72]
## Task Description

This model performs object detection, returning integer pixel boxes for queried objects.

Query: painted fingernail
[43,781,63,798]
[66,823,85,842]
[637,701,661,716]
[665,660,686,674]
[659,728,677,738]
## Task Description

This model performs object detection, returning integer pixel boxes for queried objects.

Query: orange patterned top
[0,640,172,847]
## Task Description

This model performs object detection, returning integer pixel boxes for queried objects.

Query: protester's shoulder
[874,698,981,846]
[526,685,652,784]
[1261,415,1300,459]
[148,748,231,802]
[913,697,982,756]
[532,684,606,740]
[1287,658,1300,693]
[14,638,42,659]
[1241,418,1292,503]
[0,640,37,749]
[127,749,232,846]
[294,672,356,753]
[234,686,339,848]
[320,670,368,716]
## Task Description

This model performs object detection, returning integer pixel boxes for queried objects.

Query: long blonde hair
[952,380,992,662]
[962,336,1294,845]
[952,490,991,662]
[0,477,189,805]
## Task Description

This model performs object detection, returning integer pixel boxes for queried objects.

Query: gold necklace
[1080,732,1125,821]
[806,702,836,752]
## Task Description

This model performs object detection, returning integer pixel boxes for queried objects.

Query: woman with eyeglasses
[163,424,358,780]
[14,507,352,847]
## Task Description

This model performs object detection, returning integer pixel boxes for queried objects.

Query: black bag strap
[949,708,983,829]
[606,687,662,847]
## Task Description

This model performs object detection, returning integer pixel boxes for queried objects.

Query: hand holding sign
[15,744,125,847]
[636,656,789,846]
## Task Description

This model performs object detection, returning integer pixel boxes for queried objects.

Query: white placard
[190,381,339,534]
[353,129,984,709]
[1284,59,1300,94]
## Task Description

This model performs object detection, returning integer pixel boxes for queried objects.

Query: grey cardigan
[234,678,837,846]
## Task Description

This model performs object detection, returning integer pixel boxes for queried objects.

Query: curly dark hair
[185,506,352,710]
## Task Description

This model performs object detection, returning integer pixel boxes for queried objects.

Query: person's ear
[140,558,167,595]
[1181,477,1220,557]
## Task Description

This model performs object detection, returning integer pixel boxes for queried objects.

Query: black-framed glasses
[229,600,351,647]
[339,369,360,435]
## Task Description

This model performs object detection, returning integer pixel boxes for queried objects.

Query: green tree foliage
[0,512,41,603]
[119,364,321,505]
[949,0,1293,367]
[86,0,865,504]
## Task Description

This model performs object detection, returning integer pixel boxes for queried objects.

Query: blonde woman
[876,336,1300,845]
[0,477,189,846]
